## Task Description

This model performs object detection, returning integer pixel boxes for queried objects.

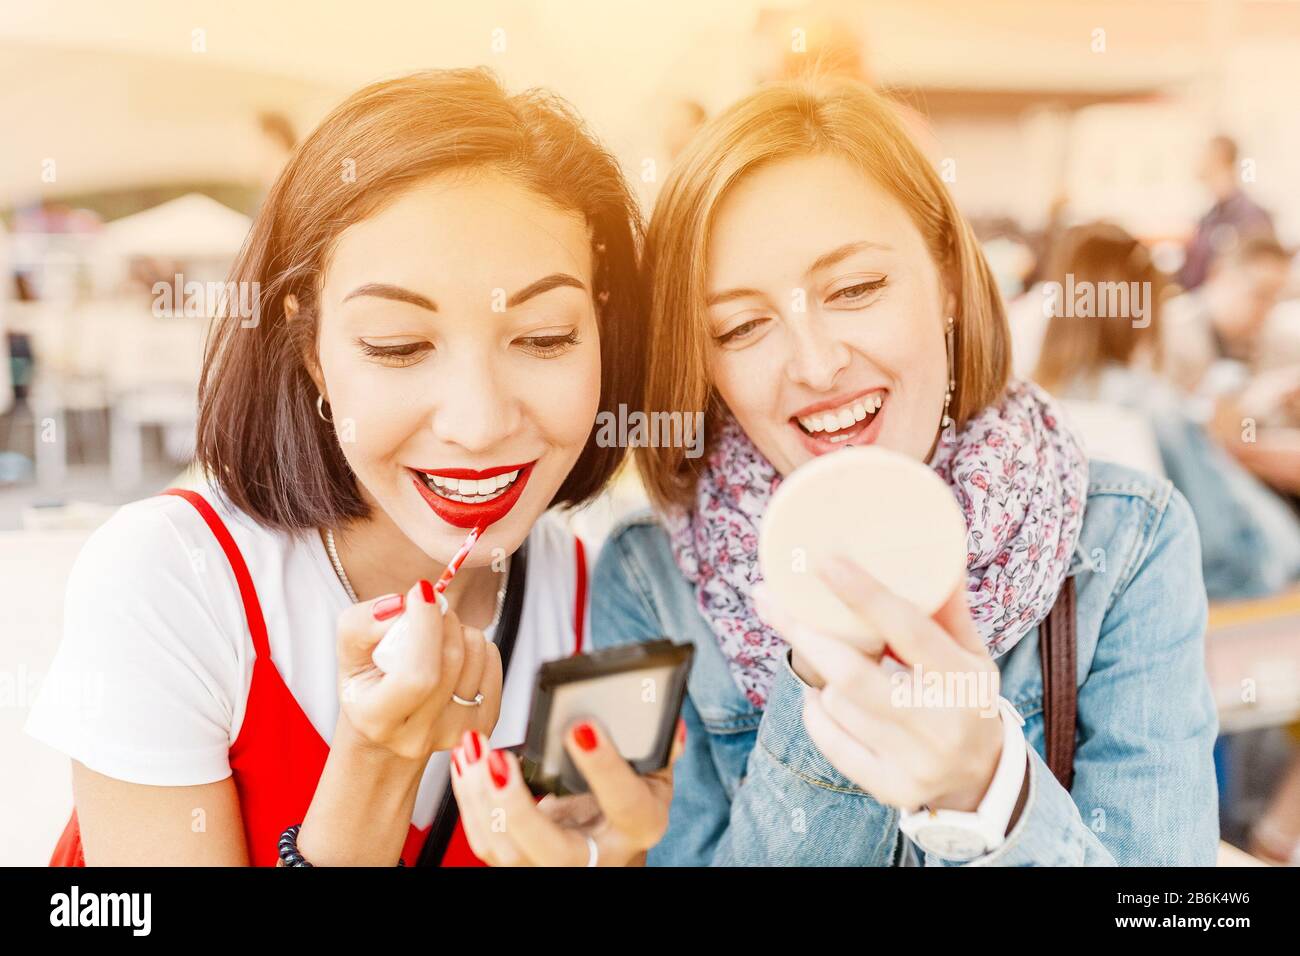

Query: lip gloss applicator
[371,524,484,674]
[431,525,481,598]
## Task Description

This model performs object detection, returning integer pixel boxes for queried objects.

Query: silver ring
[451,692,484,707]
[584,834,599,867]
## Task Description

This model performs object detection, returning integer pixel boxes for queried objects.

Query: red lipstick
[409,461,535,529]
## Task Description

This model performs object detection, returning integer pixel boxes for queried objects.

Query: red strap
[161,488,271,661]
[572,536,587,655]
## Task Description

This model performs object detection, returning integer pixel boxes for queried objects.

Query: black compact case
[512,639,694,796]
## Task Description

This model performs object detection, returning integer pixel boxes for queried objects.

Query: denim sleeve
[588,532,735,864]
[943,487,1219,866]
[711,656,900,866]
[590,529,900,866]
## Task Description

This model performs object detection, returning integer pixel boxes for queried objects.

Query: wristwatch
[897,696,1028,862]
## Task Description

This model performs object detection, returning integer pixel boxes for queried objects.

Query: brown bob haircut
[637,76,1010,512]
[196,69,644,531]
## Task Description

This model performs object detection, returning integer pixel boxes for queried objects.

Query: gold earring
[941,316,956,437]
[316,393,332,423]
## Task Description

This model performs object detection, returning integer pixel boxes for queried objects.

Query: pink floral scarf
[665,379,1089,708]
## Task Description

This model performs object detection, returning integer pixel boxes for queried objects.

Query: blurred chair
[1216,841,1268,866]
[24,301,110,489]
[1206,587,1300,735]
[104,310,205,491]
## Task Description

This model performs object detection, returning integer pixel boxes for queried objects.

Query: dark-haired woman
[24,69,663,866]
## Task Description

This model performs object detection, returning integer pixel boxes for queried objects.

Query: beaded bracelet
[278,823,407,866]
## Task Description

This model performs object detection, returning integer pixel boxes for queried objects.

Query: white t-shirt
[24,485,589,829]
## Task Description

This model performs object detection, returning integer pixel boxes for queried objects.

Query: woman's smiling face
[312,168,601,564]
[705,152,952,475]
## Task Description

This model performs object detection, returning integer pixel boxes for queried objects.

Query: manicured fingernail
[462,730,482,763]
[676,718,687,745]
[419,579,436,603]
[372,593,405,621]
[572,722,598,752]
[451,749,462,776]
[488,750,509,789]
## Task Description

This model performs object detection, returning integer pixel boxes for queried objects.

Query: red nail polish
[419,579,436,603]
[462,730,482,763]
[451,749,462,776]
[372,594,405,621]
[572,722,598,752]
[488,750,509,789]
[676,718,687,745]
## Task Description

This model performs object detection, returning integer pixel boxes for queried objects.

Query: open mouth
[791,389,886,449]
[408,461,536,529]
[417,467,524,503]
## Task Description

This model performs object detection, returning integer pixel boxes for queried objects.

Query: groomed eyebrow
[706,241,894,308]
[808,240,893,275]
[341,273,587,312]
[506,273,586,307]
[706,287,766,307]
[343,283,437,311]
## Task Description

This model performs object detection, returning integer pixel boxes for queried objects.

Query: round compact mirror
[758,446,968,636]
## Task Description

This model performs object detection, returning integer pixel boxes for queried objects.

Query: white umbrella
[94,193,250,261]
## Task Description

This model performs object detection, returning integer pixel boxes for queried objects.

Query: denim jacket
[589,460,1220,866]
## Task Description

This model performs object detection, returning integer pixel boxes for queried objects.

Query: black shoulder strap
[416,542,529,866]
[1038,576,1077,791]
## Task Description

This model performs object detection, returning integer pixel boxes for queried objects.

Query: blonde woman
[577,79,1217,866]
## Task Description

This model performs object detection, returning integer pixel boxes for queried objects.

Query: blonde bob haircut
[638,76,1010,512]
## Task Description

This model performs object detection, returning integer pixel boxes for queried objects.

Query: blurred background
[4,0,1300,865]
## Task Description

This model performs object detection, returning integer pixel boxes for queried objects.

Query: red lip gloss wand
[432,525,482,598]
[371,524,484,674]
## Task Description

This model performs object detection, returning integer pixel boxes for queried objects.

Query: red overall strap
[50,497,588,868]
[157,489,432,865]
[49,489,431,866]
[573,536,587,655]
[161,489,271,657]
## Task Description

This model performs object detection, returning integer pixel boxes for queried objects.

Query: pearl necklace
[323,528,509,633]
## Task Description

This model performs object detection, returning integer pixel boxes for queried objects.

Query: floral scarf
[665,379,1089,708]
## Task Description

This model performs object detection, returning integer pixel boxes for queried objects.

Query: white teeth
[419,468,522,503]
[797,393,884,436]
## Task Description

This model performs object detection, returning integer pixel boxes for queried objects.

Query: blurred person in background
[1164,237,1300,498]
[661,98,707,163]
[1165,236,1293,394]
[255,111,297,194]
[1035,223,1300,601]
[1177,134,1275,292]
[1035,223,1300,866]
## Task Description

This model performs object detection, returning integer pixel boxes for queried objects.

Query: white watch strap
[898,696,1028,861]
[980,697,1028,835]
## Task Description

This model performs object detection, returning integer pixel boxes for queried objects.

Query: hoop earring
[316,393,332,423]
[940,316,956,440]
